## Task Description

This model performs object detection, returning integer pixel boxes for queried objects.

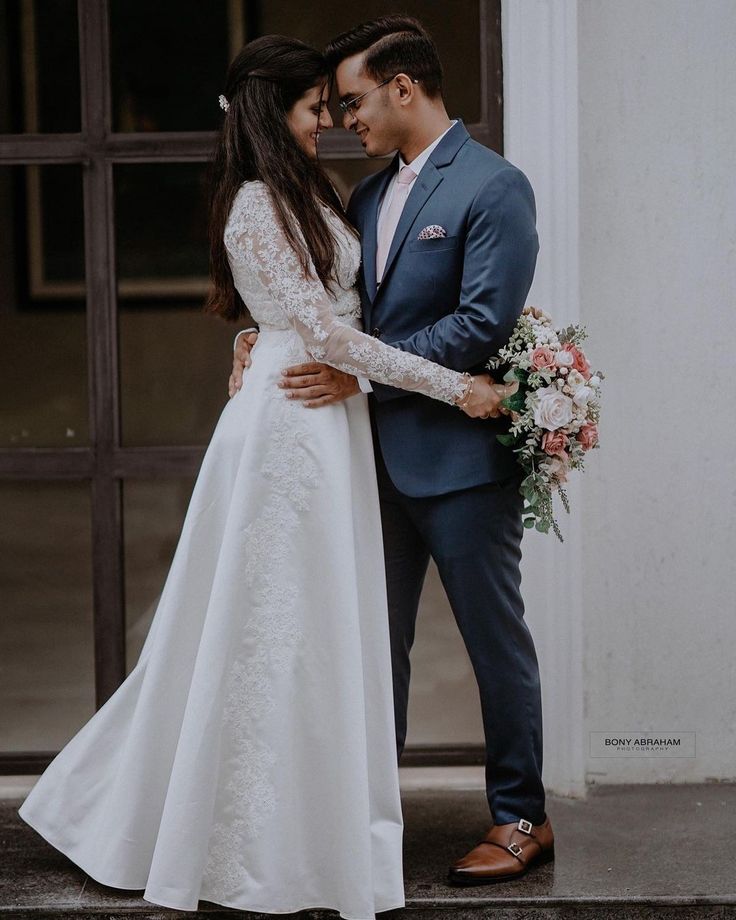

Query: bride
[18,35,507,919]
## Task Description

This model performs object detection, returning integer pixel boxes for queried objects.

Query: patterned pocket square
[417,224,447,240]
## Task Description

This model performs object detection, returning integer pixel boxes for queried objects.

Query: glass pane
[109,1,481,132]
[0,0,81,134]
[115,163,210,287]
[114,163,237,446]
[260,0,482,125]
[109,0,236,132]
[0,164,88,447]
[0,482,95,751]
[407,563,485,746]
[123,478,195,674]
[118,308,238,446]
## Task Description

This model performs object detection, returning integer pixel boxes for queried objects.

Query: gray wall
[578,0,736,781]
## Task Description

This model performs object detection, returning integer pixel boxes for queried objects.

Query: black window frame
[0,0,502,774]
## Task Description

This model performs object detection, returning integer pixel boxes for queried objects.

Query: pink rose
[577,423,599,451]
[563,344,591,380]
[542,430,569,457]
[530,346,556,371]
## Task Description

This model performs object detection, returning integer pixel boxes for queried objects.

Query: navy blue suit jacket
[346,120,539,497]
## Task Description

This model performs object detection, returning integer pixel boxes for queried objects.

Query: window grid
[0,0,502,774]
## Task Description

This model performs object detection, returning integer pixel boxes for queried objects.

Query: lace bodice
[224,180,466,405]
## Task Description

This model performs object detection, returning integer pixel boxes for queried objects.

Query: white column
[502,0,586,799]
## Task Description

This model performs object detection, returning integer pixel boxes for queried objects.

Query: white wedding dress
[18,180,465,919]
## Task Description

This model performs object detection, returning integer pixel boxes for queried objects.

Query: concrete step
[2,784,735,918]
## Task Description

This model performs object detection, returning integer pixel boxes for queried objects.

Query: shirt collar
[398,119,458,177]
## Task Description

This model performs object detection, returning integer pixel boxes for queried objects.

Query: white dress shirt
[376,120,457,241]
[357,120,458,395]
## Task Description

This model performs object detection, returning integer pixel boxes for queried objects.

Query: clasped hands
[228,331,516,419]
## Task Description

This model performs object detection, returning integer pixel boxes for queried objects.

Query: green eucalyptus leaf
[504,391,527,412]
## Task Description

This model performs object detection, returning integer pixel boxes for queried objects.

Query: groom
[229,16,554,885]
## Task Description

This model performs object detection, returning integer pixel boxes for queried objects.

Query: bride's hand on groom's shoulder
[457,373,518,420]
[229,331,259,398]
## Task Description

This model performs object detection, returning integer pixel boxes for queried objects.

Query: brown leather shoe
[448,815,555,886]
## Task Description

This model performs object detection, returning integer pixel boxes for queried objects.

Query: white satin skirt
[18,327,405,919]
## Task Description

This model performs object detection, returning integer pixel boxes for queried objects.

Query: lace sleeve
[226,182,467,405]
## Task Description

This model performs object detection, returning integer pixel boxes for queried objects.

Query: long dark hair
[205,35,356,322]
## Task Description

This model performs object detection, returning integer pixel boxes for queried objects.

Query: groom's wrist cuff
[357,376,373,394]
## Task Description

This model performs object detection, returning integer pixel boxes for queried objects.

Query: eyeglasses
[338,74,419,117]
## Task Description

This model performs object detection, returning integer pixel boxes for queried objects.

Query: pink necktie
[376,165,417,283]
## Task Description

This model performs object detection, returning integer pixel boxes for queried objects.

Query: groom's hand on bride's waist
[279,362,360,407]
[228,333,358,407]
[229,329,259,398]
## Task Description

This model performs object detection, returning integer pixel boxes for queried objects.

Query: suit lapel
[377,162,443,292]
[373,120,471,300]
[361,158,397,302]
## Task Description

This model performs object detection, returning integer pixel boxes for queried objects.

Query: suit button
[371,327,381,337]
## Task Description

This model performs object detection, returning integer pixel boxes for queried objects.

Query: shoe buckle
[517,818,533,835]
[507,841,524,856]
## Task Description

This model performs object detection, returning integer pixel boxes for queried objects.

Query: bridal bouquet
[487,306,604,541]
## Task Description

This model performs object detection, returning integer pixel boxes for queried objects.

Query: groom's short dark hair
[325,16,444,99]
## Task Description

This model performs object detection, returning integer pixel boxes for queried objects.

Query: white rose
[567,369,585,388]
[572,385,593,407]
[532,386,575,431]
[554,349,574,367]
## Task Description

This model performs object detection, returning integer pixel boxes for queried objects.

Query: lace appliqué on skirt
[201,340,318,897]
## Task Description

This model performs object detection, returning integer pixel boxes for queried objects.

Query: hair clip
[218,94,230,112]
